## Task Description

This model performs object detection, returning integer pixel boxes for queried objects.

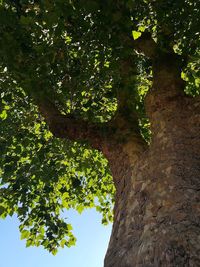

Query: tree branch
[133,32,186,93]
[37,97,106,151]
[134,32,157,58]
[35,95,148,159]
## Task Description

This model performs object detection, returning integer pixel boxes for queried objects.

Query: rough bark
[104,87,200,266]
[104,45,200,266]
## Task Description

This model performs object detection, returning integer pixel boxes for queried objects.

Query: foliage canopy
[0,0,200,254]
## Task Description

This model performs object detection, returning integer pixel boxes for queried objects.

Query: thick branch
[36,96,148,160]
[134,32,186,97]
[37,97,106,151]
[134,32,157,58]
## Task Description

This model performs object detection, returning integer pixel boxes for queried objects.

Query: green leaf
[76,205,84,214]
[60,239,67,248]
[21,230,30,240]
[0,110,7,120]
[132,31,142,40]
[0,205,6,218]
[138,26,146,32]
[52,248,58,255]
[67,224,73,231]
[26,239,33,248]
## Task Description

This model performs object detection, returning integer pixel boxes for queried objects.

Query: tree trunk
[104,90,200,266]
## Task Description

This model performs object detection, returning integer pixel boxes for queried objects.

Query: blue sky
[0,209,112,267]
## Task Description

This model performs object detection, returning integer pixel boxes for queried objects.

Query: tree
[0,0,200,266]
